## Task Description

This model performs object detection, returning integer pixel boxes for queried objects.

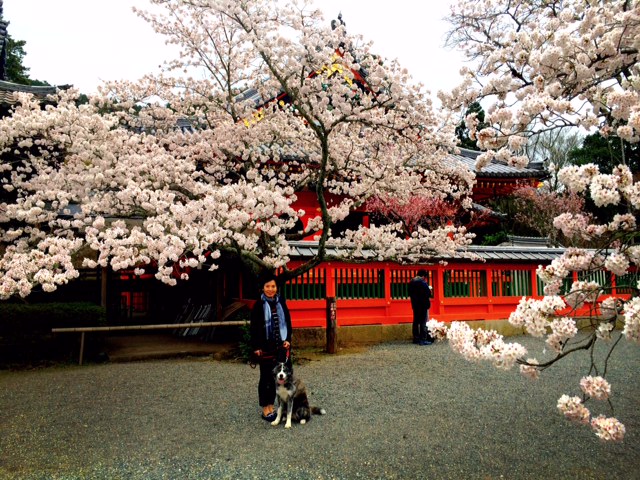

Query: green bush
[0,302,106,367]
[0,302,105,332]
[237,321,253,362]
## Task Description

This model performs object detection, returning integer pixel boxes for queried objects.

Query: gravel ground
[1,336,639,480]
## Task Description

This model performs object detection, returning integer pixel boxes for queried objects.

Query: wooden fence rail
[52,321,247,365]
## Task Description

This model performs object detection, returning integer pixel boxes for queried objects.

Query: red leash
[249,344,290,368]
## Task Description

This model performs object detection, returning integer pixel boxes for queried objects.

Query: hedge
[0,302,106,366]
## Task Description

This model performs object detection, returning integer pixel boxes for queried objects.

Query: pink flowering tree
[0,0,476,299]
[431,0,640,441]
[365,196,459,235]
[511,185,586,246]
[365,194,492,239]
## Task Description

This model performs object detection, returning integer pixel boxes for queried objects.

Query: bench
[52,321,247,365]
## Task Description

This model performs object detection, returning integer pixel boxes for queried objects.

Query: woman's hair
[259,272,278,287]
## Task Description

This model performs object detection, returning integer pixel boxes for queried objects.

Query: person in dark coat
[250,273,293,421]
[408,269,433,345]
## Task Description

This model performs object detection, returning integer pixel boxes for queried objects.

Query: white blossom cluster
[557,385,625,442]
[546,317,579,353]
[328,223,476,263]
[590,415,626,443]
[428,320,527,371]
[557,395,591,425]
[622,297,640,343]
[579,376,611,401]
[508,296,566,337]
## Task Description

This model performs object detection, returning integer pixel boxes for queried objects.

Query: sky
[5,0,467,99]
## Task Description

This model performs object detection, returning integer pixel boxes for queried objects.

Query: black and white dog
[271,362,326,428]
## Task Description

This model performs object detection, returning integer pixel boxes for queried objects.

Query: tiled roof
[234,87,264,108]
[446,148,546,179]
[465,245,564,262]
[286,241,565,263]
[501,235,552,247]
[0,80,71,104]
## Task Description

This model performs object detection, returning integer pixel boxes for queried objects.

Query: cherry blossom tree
[432,0,640,441]
[365,195,460,236]
[366,193,493,240]
[511,185,586,246]
[440,0,640,170]
[0,0,476,300]
[526,128,583,191]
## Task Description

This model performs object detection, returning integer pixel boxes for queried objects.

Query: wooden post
[79,332,86,366]
[326,296,337,354]
[215,271,224,322]
[100,267,108,309]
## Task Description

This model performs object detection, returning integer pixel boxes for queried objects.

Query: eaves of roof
[445,149,547,179]
[0,81,71,104]
[286,241,565,263]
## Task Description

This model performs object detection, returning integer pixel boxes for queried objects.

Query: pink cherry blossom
[426,319,448,341]
[519,359,540,380]
[557,395,591,425]
[579,376,612,401]
[590,415,626,442]
[622,297,640,343]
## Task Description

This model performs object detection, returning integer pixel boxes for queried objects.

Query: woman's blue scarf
[262,293,288,341]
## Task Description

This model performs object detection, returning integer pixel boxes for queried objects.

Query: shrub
[0,302,106,367]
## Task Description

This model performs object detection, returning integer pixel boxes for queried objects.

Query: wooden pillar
[325,263,336,297]
[100,267,108,309]
[79,332,86,366]
[215,271,224,322]
[383,264,391,304]
[326,296,337,354]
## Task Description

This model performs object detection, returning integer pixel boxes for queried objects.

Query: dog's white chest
[276,385,292,401]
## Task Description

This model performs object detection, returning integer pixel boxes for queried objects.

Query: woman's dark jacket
[249,295,292,353]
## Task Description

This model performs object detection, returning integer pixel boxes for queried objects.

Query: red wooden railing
[281,261,637,328]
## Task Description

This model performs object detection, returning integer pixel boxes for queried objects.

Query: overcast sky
[5,0,467,99]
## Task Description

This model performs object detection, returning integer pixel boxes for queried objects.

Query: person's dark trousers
[258,358,277,407]
[412,311,432,343]
[412,311,426,343]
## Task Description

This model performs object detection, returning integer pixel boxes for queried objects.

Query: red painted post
[487,266,494,314]
[384,264,391,305]
[326,263,336,297]
[434,264,445,316]
[531,267,539,296]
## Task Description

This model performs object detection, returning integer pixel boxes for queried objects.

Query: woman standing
[250,273,292,421]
